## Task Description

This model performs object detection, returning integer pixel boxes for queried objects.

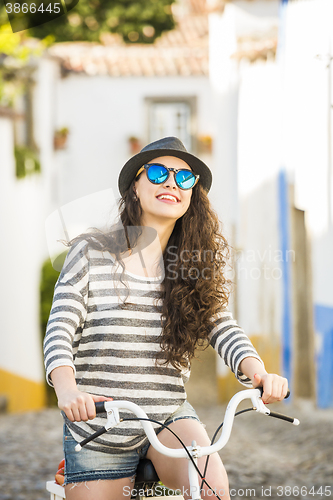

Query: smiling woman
[43,136,289,500]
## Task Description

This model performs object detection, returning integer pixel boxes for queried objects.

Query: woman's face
[134,156,194,226]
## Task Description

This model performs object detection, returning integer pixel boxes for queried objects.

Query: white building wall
[208,6,239,242]
[237,179,283,338]
[280,0,333,407]
[35,56,60,216]
[281,0,332,237]
[236,59,283,338]
[212,0,333,404]
[0,57,58,410]
[0,117,45,383]
[208,2,283,389]
[280,0,333,306]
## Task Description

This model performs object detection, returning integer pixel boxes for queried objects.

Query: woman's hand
[252,372,289,404]
[238,358,289,404]
[58,389,113,422]
[50,366,112,422]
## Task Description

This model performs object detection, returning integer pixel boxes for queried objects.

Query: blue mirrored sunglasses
[135,163,200,190]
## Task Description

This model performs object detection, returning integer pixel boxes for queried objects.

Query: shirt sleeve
[43,239,90,386]
[208,309,265,387]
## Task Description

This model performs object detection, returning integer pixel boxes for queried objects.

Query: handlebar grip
[259,387,290,399]
[95,402,106,414]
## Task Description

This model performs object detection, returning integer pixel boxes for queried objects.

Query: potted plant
[54,127,70,150]
[128,136,141,154]
[197,135,213,154]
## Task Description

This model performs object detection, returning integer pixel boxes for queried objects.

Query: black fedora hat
[118,136,212,196]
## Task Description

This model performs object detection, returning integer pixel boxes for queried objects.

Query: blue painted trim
[277,0,288,62]
[278,170,293,390]
[314,304,333,408]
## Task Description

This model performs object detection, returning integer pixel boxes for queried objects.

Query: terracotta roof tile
[231,37,277,63]
[47,0,276,76]
[47,1,209,77]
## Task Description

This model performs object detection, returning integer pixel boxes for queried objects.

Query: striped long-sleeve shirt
[43,239,264,453]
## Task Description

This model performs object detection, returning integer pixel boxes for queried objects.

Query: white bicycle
[46,388,298,500]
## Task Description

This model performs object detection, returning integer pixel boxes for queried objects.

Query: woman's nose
[163,172,177,189]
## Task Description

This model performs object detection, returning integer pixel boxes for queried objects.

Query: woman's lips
[156,194,180,203]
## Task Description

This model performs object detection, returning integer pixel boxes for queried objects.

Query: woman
[44,137,288,500]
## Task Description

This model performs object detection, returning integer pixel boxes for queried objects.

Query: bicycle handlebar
[75,388,298,458]
[258,387,290,399]
[95,402,108,414]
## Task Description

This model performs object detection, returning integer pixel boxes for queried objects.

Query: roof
[47,0,277,78]
[47,0,209,77]
[232,36,277,63]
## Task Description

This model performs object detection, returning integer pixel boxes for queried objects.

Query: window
[14,74,37,149]
[13,72,40,179]
[145,97,197,153]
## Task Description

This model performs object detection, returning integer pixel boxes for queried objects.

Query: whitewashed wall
[237,179,283,337]
[208,5,239,242]
[236,59,283,335]
[0,117,45,384]
[280,0,331,231]
[208,2,283,390]
[280,0,333,407]
[0,57,58,410]
[210,0,333,406]
[280,0,333,303]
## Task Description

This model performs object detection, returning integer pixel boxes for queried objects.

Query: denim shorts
[63,400,202,484]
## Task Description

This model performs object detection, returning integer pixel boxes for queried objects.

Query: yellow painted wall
[187,346,218,406]
[217,335,281,403]
[0,368,46,413]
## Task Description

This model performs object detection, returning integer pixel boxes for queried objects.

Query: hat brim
[118,149,212,196]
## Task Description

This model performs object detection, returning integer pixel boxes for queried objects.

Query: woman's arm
[51,366,112,422]
[208,310,265,386]
[208,310,289,401]
[239,356,289,404]
[45,241,112,422]
[43,241,89,386]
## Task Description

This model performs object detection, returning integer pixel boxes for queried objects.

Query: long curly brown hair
[65,178,232,370]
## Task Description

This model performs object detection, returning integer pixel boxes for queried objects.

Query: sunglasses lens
[175,170,196,189]
[147,164,169,184]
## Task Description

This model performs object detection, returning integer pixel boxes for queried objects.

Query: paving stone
[196,401,333,500]
[0,402,332,500]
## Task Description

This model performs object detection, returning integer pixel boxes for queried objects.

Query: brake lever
[251,390,270,415]
[75,404,120,452]
[253,388,300,425]
[252,387,290,416]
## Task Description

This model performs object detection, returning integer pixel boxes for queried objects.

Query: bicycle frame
[47,388,299,500]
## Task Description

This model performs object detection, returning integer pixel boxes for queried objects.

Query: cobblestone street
[0,400,332,500]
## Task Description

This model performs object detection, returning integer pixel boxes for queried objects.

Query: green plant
[0,20,50,107]
[20,0,176,44]
[56,126,69,136]
[14,144,41,179]
[40,252,68,406]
